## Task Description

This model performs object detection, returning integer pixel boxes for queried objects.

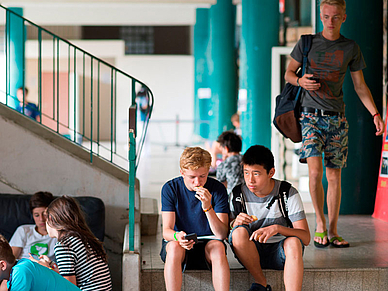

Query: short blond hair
[180,147,212,171]
[320,0,346,12]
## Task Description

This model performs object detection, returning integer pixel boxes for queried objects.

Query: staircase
[0,5,153,290]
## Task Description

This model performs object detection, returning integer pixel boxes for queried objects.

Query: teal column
[208,0,237,141]
[194,8,211,139]
[6,7,25,109]
[239,0,279,150]
[315,0,323,32]
[340,1,383,214]
[300,0,311,26]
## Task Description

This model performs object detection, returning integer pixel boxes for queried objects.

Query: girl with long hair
[40,196,112,291]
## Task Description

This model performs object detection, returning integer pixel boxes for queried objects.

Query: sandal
[330,236,350,248]
[314,230,329,248]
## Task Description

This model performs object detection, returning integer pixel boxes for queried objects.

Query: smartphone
[308,76,320,83]
[30,253,40,260]
[184,233,198,244]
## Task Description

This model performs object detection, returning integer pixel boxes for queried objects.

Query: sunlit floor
[137,143,388,272]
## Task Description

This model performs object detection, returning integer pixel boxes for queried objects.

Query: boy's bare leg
[307,156,328,245]
[205,240,230,291]
[326,168,348,246]
[283,237,304,291]
[164,241,186,291]
[231,227,267,287]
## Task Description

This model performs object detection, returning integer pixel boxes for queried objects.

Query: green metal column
[208,0,237,141]
[239,0,279,150]
[194,8,210,139]
[340,1,383,214]
[6,7,25,109]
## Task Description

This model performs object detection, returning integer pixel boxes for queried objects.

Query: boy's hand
[175,231,195,250]
[194,187,212,211]
[250,225,279,243]
[235,213,254,226]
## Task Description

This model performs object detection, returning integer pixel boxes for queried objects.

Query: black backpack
[231,181,293,228]
[273,34,313,143]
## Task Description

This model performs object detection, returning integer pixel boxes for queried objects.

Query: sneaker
[247,283,272,291]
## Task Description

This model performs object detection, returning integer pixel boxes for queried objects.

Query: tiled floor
[137,143,388,289]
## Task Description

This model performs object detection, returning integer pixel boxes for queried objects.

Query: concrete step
[141,268,388,291]
[141,197,159,236]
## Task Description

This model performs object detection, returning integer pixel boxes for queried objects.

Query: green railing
[0,5,153,251]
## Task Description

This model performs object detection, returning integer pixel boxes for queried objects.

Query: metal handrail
[0,4,153,170]
[0,5,153,252]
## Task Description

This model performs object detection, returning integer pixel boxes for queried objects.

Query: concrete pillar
[194,8,211,139]
[6,7,25,109]
[340,1,383,214]
[208,0,237,141]
[239,0,279,150]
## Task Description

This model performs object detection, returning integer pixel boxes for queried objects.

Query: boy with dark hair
[229,145,310,291]
[10,192,57,261]
[216,131,244,196]
[0,235,81,291]
[160,147,230,291]
[16,87,40,122]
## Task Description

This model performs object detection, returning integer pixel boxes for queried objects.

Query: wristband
[174,232,178,241]
[229,219,235,230]
[203,205,212,212]
[373,113,380,119]
[296,77,300,86]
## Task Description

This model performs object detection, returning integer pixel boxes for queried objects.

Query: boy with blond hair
[285,0,384,248]
[160,147,230,291]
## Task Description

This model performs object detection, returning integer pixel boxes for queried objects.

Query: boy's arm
[285,58,319,91]
[250,218,310,246]
[351,70,384,136]
[206,212,229,240]
[162,212,185,242]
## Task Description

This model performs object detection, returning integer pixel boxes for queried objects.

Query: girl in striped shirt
[43,196,112,291]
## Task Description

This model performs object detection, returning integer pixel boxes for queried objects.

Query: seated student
[160,147,230,291]
[10,192,57,261]
[0,234,81,291]
[216,131,244,197]
[229,145,310,291]
[15,87,40,122]
[33,196,112,291]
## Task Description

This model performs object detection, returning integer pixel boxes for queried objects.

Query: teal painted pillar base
[6,7,25,109]
[239,0,279,150]
[208,0,237,141]
[194,8,211,139]
[317,1,383,214]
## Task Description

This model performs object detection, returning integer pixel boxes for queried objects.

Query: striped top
[54,236,112,291]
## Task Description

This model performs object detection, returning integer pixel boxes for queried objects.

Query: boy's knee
[206,241,227,262]
[231,226,250,245]
[283,237,303,256]
[166,241,185,260]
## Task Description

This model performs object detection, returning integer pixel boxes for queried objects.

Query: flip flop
[330,236,350,248]
[314,230,329,248]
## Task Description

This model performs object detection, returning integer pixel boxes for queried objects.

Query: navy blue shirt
[161,176,229,236]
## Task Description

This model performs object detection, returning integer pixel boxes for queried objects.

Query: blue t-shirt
[16,103,40,121]
[161,176,229,236]
[8,259,81,291]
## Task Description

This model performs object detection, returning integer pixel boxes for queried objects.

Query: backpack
[273,34,313,143]
[231,181,293,228]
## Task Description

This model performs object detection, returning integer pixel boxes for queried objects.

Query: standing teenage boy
[285,0,384,248]
[0,235,80,291]
[229,145,310,291]
[160,147,230,291]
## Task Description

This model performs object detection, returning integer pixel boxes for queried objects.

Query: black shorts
[160,239,227,272]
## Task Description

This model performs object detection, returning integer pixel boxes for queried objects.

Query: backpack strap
[231,184,246,216]
[295,34,313,103]
[278,181,293,228]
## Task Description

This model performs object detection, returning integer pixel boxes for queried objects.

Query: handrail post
[128,105,137,251]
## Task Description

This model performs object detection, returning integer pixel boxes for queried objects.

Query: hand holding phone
[184,233,198,244]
